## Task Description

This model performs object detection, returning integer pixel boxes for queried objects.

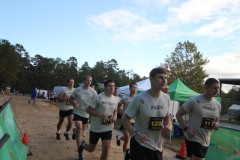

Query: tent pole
[169,100,175,143]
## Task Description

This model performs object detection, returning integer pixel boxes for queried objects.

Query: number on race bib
[148,117,163,130]
[201,117,214,129]
[102,116,112,125]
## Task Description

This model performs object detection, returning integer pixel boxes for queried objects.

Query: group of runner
[54,67,221,160]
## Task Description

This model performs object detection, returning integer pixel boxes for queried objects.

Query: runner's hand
[136,132,149,142]
[212,121,219,130]
[111,116,117,123]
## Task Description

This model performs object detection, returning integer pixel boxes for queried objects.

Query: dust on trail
[1,95,177,160]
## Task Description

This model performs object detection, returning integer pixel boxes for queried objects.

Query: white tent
[118,79,150,95]
[228,104,240,117]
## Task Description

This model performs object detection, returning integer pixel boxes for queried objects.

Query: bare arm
[68,95,78,108]
[122,114,149,141]
[112,110,117,123]
[58,92,66,102]
[176,107,196,138]
[162,114,172,135]
[121,114,137,134]
[117,102,124,115]
[86,106,105,119]
[176,107,188,128]
[212,115,220,130]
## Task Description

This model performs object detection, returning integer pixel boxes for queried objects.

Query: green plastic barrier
[206,126,240,160]
[0,101,28,160]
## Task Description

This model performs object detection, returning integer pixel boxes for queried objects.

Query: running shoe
[116,135,121,146]
[72,128,77,140]
[82,131,87,137]
[64,132,70,140]
[78,140,86,154]
[125,149,131,160]
[56,132,60,140]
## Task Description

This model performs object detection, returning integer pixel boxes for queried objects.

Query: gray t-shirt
[59,87,74,111]
[72,86,97,118]
[182,94,221,146]
[125,90,170,152]
[90,93,118,133]
[120,95,135,123]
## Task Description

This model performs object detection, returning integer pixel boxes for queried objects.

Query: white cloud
[204,49,240,78]
[87,9,167,41]
[192,16,240,38]
[168,0,239,24]
[167,0,240,40]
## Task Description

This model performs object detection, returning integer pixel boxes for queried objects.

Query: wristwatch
[183,127,189,132]
[131,131,138,137]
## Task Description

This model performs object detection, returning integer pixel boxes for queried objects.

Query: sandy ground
[1,95,178,160]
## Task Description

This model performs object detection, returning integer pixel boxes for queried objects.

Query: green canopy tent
[168,78,199,102]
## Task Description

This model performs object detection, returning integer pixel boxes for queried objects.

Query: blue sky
[1,0,240,91]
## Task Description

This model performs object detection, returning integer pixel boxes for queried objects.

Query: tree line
[0,39,145,94]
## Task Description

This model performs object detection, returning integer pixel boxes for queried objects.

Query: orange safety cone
[22,132,33,156]
[176,140,186,159]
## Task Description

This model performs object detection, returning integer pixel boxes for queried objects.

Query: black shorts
[50,98,54,101]
[73,114,88,124]
[185,138,208,158]
[120,123,134,131]
[89,130,112,144]
[59,109,73,118]
[130,137,162,160]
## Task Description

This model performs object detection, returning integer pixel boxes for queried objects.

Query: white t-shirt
[71,86,97,118]
[59,87,75,111]
[183,94,221,146]
[125,90,170,152]
[90,93,118,133]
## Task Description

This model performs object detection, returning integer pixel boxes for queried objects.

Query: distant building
[228,104,240,119]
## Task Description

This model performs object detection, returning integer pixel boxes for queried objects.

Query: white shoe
[82,131,87,137]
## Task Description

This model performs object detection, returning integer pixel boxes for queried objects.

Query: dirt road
[3,95,177,160]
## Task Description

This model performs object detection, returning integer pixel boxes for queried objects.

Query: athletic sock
[117,135,121,140]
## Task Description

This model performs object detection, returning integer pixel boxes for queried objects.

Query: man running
[78,79,119,160]
[122,68,172,160]
[69,75,97,160]
[116,82,137,155]
[56,79,75,140]
[176,78,221,160]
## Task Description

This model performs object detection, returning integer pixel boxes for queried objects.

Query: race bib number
[102,116,112,125]
[201,117,214,129]
[148,117,163,130]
